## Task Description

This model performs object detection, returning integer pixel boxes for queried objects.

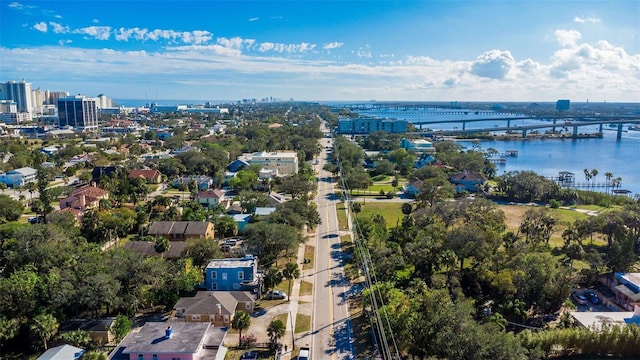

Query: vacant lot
[356,202,403,229]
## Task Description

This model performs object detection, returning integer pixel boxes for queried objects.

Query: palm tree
[282,262,300,301]
[263,267,283,294]
[26,181,37,203]
[153,195,172,209]
[604,172,613,194]
[583,168,592,186]
[231,310,251,346]
[612,177,623,190]
[30,313,59,350]
[267,319,286,350]
[591,169,598,187]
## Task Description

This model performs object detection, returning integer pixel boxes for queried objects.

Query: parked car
[585,290,601,305]
[224,238,238,246]
[265,290,286,300]
[572,291,588,305]
[298,346,310,360]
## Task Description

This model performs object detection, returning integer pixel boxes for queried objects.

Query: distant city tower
[57,95,99,131]
[556,99,570,111]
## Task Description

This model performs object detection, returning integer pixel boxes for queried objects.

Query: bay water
[359,109,640,197]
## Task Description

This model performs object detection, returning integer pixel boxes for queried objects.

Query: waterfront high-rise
[57,95,99,131]
[0,80,33,115]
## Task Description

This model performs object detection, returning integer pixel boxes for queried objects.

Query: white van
[298,346,310,360]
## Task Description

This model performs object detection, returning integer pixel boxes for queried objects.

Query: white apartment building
[0,80,33,115]
[239,151,299,176]
[0,100,31,124]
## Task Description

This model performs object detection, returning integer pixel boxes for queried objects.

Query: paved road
[311,130,355,359]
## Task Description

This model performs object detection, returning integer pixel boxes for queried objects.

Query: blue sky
[1,0,639,102]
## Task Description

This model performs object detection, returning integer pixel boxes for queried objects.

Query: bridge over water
[411,116,640,140]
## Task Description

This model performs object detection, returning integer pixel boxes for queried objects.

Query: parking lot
[571,287,624,312]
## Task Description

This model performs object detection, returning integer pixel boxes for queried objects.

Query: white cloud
[50,22,70,34]
[248,17,260,22]
[216,37,256,51]
[555,29,582,47]
[3,25,638,101]
[470,50,516,79]
[58,39,72,46]
[33,22,47,32]
[113,27,212,44]
[549,37,640,81]
[323,42,343,50]
[355,49,372,58]
[259,42,275,52]
[258,42,316,53]
[74,26,112,40]
[8,1,60,18]
[574,16,601,24]
[92,19,100,24]
[167,44,243,57]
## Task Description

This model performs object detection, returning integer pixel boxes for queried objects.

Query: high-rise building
[46,90,69,105]
[97,94,114,108]
[556,99,571,111]
[57,95,99,130]
[0,80,33,114]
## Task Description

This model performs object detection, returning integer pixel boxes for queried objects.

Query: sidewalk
[279,238,312,360]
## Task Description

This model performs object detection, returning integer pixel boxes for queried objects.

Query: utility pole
[289,310,295,349]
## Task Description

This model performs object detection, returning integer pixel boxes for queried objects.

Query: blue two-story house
[203,255,261,295]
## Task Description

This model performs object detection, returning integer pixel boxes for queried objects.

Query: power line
[334,142,401,360]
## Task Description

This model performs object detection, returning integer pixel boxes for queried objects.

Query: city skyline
[1,0,639,102]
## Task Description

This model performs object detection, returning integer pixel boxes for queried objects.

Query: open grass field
[355,201,404,229]
[498,204,608,249]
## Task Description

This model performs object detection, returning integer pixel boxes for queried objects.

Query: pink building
[59,186,109,211]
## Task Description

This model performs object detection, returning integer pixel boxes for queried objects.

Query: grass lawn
[340,235,360,282]
[299,281,313,296]
[255,298,287,309]
[348,297,374,358]
[303,245,315,270]
[274,281,290,294]
[365,184,398,193]
[355,202,403,229]
[294,313,311,333]
[336,202,349,231]
[273,312,288,326]
[370,174,390,182]
[224,348,273,359]
[549,208,590,223]
[499,204,610,250]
